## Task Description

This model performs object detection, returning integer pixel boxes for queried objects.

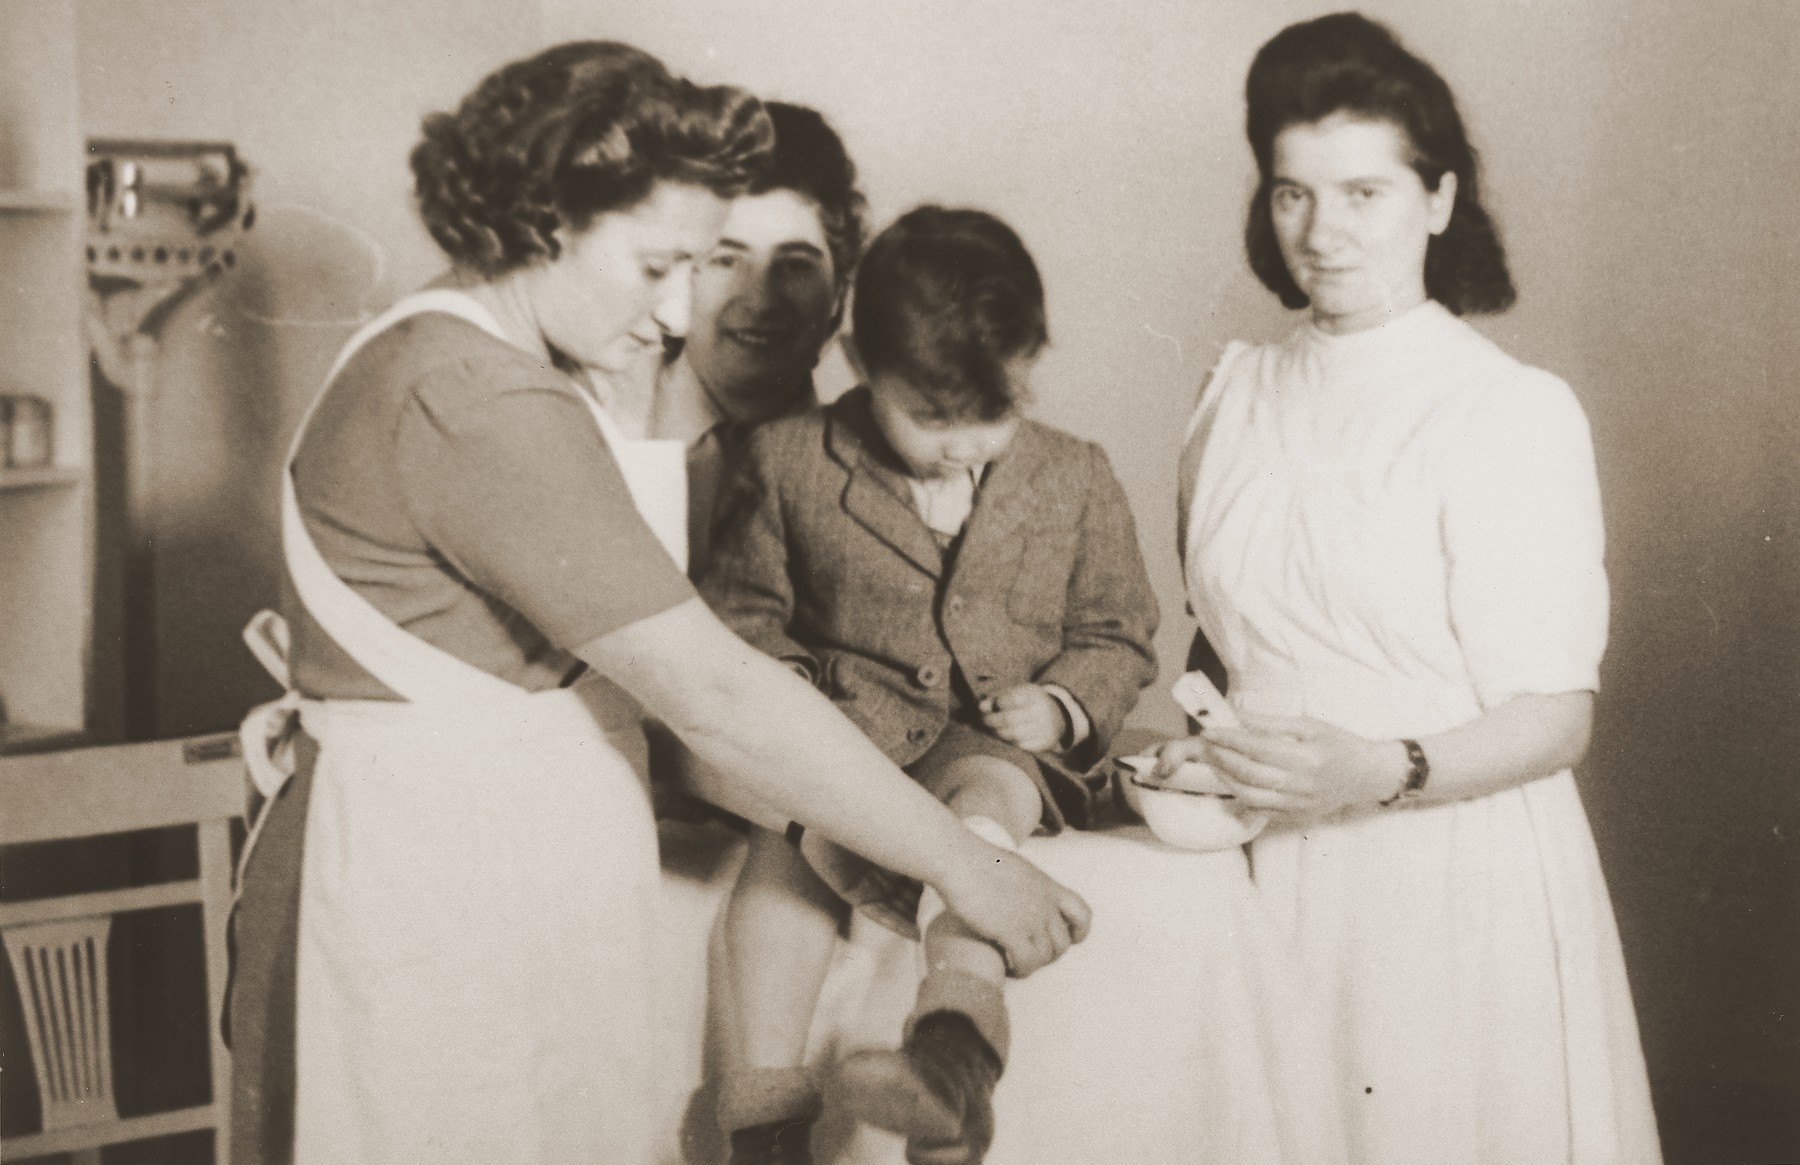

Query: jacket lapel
[957,421,1052,558]
[827,391,945,579]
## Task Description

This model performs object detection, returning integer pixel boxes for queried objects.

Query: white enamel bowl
[1116,756,1270,852]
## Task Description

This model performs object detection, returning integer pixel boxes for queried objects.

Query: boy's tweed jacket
[699,386,1159,770]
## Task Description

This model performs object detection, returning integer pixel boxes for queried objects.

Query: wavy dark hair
[853,205,1047,422]
[755,102,866,305]
[411,41,773,277]
[1244,12,1516,315]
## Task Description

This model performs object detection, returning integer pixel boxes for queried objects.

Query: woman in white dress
[1163,14,1662,1164]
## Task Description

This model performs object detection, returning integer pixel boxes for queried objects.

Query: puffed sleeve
[395,373,695,651]
[1441,369,1609,708]
[1176,341,1248,570]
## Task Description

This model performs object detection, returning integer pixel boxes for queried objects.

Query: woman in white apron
[1162,14,1660,1165]
[227,41,1089,1165]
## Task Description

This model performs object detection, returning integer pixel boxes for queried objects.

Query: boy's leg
[719,824,847,1164]
[832,756,1042,1165]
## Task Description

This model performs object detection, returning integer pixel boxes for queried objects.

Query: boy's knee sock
[915,814,1017,939]
[718,1065,820,1135]
[908,965,1010,1069]
[912,814,1016,1069]
[829,972,1007,1164]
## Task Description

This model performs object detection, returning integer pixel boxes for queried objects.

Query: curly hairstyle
[1243,12,1516,315]
[411,41,773,277]
[852,205,1047,422]
[754,102,866,303]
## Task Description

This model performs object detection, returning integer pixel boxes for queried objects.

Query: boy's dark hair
[852,205,1047,421]
[411,41,772,277]
[1244,11,1515,315]
[754,102,865,302]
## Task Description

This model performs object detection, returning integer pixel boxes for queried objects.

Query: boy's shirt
[698,387,1159,770]
[907,465,983,537]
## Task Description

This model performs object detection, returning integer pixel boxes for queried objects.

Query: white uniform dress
[1178,301,1661,1165]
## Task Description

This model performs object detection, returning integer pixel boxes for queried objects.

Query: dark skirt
[224,734,317,1165]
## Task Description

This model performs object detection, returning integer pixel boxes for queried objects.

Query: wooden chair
[1,733,242,1164]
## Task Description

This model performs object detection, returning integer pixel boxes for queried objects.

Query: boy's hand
[981,684,1067,753]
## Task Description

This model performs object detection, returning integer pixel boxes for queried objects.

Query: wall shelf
[0,0,91,746]
[0,721,84,756]
[0,465,84,492]
[0,189,77,212]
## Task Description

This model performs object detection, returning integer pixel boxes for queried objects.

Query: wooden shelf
[0,721,85,756]
[0,0,91,768]
[0,188,77,212]
[0,464,83,491]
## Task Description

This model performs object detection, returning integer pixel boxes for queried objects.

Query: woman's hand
[1199,713,1405,816]
[935,836,1092,978]
[980,684,1066,754]
[1150,734,1212,778]
[1152,694,1595,814]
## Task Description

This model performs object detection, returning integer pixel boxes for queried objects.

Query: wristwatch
[1379,738,1430,807]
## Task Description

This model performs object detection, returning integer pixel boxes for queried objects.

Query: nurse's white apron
[239,288,688,1163]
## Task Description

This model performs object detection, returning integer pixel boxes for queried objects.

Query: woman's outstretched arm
[577,596,1092,976]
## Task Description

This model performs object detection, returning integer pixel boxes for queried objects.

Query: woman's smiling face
[683,188,839,422]
[1268,112,1456,334]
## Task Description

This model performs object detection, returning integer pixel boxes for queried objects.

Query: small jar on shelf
[2,394,54,469]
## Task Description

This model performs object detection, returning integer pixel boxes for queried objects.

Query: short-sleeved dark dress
[228,309,693,1163]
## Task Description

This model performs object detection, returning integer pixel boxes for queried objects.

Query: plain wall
[1554,9,1799,1159]
[65,2,1798,1160]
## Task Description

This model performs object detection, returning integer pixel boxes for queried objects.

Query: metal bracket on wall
[81,139,254,741]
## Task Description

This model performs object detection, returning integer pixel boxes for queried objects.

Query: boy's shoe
[720,1065,820,1165]
[1048,760,1120,830]
[727,1115,816,1165]
[829,1010,1002,1165]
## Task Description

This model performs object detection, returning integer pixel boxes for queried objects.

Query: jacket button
[946,595,965,613]
[907,727,931,745]
[915,665,943,688]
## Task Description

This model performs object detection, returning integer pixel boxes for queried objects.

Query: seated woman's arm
[577,596,1092,976]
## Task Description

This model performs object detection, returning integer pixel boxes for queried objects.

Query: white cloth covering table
[653,821,1351,1165]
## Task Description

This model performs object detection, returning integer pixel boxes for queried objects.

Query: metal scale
[84,139,253,740]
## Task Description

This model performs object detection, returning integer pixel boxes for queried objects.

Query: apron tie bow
[240,609,302,799]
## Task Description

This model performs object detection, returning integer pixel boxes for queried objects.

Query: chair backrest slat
[2,734,242,1159]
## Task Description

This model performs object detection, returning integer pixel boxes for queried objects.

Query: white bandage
[916,815,1019,940]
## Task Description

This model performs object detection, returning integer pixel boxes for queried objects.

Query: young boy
[702,206,1159,1165]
